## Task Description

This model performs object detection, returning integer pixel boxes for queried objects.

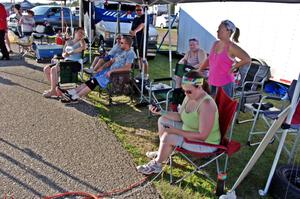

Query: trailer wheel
[270,165,300,199]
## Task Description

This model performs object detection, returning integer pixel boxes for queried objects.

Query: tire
[270,164,300,199]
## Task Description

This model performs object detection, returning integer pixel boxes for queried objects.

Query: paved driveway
[0,53,160,199]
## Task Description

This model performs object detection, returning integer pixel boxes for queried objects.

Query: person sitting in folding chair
[42,27,86,98]
[61,36,135,102]
[83,34,124,74]
[137,71,221,175]
[175,38,207,88]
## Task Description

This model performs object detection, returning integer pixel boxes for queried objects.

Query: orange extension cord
[44,176,148,199]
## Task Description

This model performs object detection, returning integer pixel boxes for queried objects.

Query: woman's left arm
[230,44,251,71]
[165,99,216,141]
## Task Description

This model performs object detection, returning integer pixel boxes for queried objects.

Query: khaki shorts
[161,118,217,153]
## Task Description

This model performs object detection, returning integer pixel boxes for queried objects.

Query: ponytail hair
[232,27,240,43]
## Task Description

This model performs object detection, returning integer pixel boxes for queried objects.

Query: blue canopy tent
[20,0,34,10]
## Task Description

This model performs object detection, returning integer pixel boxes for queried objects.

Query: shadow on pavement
[64,100,99,117]
[0,138,105,195]
[0,74,43,95]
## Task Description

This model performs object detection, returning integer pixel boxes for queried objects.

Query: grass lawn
[84,52,300,199]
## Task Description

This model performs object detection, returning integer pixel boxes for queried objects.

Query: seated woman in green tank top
[137,70,221,175]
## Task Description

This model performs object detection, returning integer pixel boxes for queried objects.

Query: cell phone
[151,102,161,112]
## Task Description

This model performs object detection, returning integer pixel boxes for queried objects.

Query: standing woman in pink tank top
[199,20,251,97]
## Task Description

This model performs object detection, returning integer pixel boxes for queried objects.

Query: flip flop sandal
[43,91,57,98]
[60,93,79,103]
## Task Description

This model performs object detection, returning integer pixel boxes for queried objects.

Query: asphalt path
[0,52,160,199]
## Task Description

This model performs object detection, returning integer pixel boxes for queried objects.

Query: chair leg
[247,109,262,145]
[174,153,224,184]
[169,154,173,184]
[288,128,300,164]
[216,158,220,174]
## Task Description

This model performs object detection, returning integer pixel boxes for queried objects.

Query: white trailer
[177,2,300,84]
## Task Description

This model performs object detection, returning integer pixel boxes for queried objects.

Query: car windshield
[32,6,49,15]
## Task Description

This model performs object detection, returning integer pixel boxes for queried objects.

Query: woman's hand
[149,105,161,115]
[62,52,69,58]
[164,125,179,135]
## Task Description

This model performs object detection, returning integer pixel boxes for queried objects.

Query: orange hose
[44,191,100,199]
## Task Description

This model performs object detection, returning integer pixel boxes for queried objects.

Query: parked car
[7,5,79,34]
[94,1,158,58]
[155,14,178,29]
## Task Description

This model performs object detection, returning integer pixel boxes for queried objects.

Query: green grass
[83,53,300,199]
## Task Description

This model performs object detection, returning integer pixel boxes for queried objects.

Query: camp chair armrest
[110,70,131,76]
[264,96,282,101]
[183,138,227,150]
[153,77,173,82]
[53,55,64,60]
[241,81,264,92]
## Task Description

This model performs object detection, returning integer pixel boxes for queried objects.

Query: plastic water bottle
[215,172,227,196]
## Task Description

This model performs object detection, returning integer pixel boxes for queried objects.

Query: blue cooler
[36,44,63,63]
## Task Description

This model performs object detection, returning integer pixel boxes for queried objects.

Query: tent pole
[79,0,83,27]
[259,73,300,196]
[168,4,172,77]
[140,4,148,102]
[89,0,92,63]
[70,0,74,37]
[114,2,121,44]
[61,1,64,35]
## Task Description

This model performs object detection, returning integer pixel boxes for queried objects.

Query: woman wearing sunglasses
[137,70,221,175]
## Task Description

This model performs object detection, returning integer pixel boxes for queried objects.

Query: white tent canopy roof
[115,0,300,6]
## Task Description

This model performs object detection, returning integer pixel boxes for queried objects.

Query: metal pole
[259,73,300,196]
[79,0,83,27]
[61,1,64,34]
[88,0,92,63]
[70,0,74,37]
[140,4,148,101]
[229,106,291,192]
[168,4,172,77]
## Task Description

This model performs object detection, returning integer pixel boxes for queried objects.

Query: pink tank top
[208,42,235,86]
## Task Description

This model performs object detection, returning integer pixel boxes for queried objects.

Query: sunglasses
[135,9,142,11]
[184,90,193,95]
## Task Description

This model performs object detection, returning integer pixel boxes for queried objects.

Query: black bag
[59,61,81,83]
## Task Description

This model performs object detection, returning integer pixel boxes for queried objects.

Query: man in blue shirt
[84,34,124,74]
[61,36,136,102]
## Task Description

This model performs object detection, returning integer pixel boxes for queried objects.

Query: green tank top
[180,95,221,145]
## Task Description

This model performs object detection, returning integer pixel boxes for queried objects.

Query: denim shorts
[210,82,234,97]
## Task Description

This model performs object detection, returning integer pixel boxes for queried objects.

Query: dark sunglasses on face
[136,9,142,11]
[183,85,199,94]
[184,90,193,94]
